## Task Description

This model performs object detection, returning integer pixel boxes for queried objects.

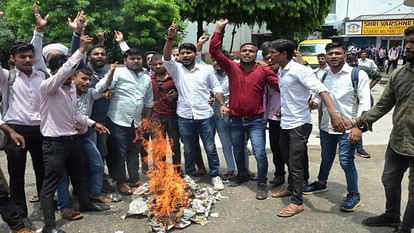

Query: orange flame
[139,119,189,226]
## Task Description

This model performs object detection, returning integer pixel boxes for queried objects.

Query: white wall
[335,0,414,20]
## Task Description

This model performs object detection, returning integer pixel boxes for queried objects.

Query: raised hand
[79,29,93,53]
[33,3,49,30]
[167,19,177,40]
[0,11,4,18]
[114,30,124,43]
[216,19,229,30]
[198,33,209,44]
[68,10,87,33]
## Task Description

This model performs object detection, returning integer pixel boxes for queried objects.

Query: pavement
[0,78,410,233]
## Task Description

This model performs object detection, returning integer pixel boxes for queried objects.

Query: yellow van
[298,39,332,68]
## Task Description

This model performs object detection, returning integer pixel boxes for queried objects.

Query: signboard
[345,21,362,35]
[345,19,414,35]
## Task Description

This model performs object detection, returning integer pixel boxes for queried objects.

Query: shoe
[41,228,66,233]
[362,213,401,227]
[195,168,207,177]
[90,195,112,203]
[256,184,268,200]
[12,227,35,233]
[29,195,40,203]
[212,176,224,191]
[269,175,285,187]
[60,208,83,221]
[340,193,361,212]
[277,203,304,217]
[356,148,371,158]
[107,193,122,203]
[221,171,236,180]
[80,203,110,212]
[303,181,328,195]
[270,188,291,198]
[248,170,257,181]
[393,226,411,233]
[117,183,132,195]
[228,175,250,187]
[126,180,143,188]
[22,218,36,231]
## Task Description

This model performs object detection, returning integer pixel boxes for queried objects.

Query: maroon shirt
[209,32,279,117]
[150,74,177,118]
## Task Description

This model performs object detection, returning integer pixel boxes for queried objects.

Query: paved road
[0,81,409,233]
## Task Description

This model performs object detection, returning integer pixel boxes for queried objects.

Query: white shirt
[313,66,329,81]
[103,67,153,128]
[279,60,328,129]
[319,63,371,133]
[358,58,378,71]
[163,58,222,120]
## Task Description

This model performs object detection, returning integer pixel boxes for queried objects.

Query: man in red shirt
[209,19,279,200]
[149,54,181,170]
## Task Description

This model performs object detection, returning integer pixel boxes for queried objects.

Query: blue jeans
[214,115,236,172]
[106,118,139,183]
[82,136,104,196]
[178,116,220,177]
[318,130,359,193]
[230,116,267,186]
[56,176,70,211]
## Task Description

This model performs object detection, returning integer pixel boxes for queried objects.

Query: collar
[328,63,352,75]
[282,60,296,71]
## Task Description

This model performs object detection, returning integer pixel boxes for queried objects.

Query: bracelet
[220,103,226,107]
[351,118,357,127]
[165,36,174,41]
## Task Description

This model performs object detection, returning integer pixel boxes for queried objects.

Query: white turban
[42,43,69,59]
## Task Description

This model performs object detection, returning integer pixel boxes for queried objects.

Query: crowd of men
[0,7,413,233]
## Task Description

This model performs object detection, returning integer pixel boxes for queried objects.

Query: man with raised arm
[209,19,279,200]
[163,20,225,191]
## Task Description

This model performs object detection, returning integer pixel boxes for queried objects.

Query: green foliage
[177,0,333,40]
[2,0,181,61]
[0,18,16,67]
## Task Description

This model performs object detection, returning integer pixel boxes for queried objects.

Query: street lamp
[404,0,414,7]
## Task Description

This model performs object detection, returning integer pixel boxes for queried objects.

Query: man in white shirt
[313,53,329,81]
[304,42,371,213]
[163,20,225,190]
[358,50,378,71]
[267,39,344,217]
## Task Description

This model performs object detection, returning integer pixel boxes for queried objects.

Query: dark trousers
[5,124,44,218]
[0,181,25,230]
[137,133,150,174]
[40,136,91,230]
[382,145,414,230]
[106,118,139,183]
[268,120,285,177]
[280,124,312,205]
[155,117,181,167]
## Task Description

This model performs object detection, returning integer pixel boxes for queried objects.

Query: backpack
[321,67,360,118]
[0,69,18,150]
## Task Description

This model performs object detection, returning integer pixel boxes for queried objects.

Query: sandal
[277,203,304,217]
[29,195,40,203]
[61,208,83,221]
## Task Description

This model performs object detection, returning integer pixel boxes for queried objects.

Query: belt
[230,113,264,122]
[44,135,80,142]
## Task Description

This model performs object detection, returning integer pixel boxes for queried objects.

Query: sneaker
[303,181,328,195]
[11,227,34,233]
[269,175,285,187]
[356,148,371,158]
[340,193,361,212]
[228,175,250,187]
[212,176,224,190]
[362,213,401,227]
[256,184,268,200]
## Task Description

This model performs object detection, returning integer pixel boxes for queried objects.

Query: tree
[0,12,16,68]
[177,0,333,41]
[2,0,181,55]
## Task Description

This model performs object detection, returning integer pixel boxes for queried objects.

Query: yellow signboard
[362,19,414,35]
